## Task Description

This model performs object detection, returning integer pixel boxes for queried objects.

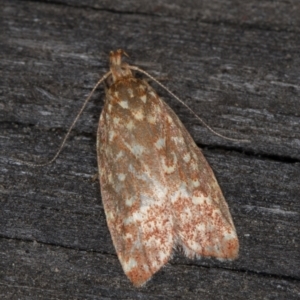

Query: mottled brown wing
[97,75,238,286]
[97,77,175,286]
[160,100,239,260]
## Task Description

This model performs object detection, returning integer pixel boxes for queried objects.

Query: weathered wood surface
[1,0,299,299]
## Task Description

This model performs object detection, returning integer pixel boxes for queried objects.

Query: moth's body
[97,50,239,287]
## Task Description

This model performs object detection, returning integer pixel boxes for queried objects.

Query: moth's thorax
[106,77,151,110]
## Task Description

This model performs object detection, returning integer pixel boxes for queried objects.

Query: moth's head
[109,49,133,83]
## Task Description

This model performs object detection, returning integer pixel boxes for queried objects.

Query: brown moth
[97,50,239,287]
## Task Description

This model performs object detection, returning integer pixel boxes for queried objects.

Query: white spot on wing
[156,105,162,114]
[123,258,137,273]
[139,84,146,91]
[191,162,198,171]
[149,91,156,98]
[124,232,133,241]
[153,179,168,199]
[192,152,198,160]
[162,152,177,174]
[147,114,157,124]
[108,173,113,184]
[133,110,144,120]
[179,182,189,196]
[132,144,145,156]
[192,179,200,187]
[171,182,189,204]
[223,230,237,241]
[196,223,206,233]
[123,216,134,225]
[128,164,151,182]
[155,138,165,150]
[125,197,135,207]
[118,173,126,181]
[109,130,116,142]
[143,264,149,272]
[116,151,124,160]
[183,153,191,163]
[126,120,135,130]
[192,195,206,205]
[140,195,155,207]
[166,115,174,124]
[119,100,129,109]
[124,142,145,156]
[106,211,115,220]
[128,88,134,98]
[113,117,121,125]
[140,95,147,103]
[171,136,184,145]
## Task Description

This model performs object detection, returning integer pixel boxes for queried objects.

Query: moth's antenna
[15,71,112,167]
[130,66,250,143]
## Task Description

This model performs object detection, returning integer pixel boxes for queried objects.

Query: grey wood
[1,0,299,299]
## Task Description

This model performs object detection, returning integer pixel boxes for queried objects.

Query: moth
[97,50,239,286]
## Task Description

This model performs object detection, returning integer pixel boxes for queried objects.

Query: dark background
[1,1,299,299]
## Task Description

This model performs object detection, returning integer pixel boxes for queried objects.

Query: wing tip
[179,235,239,261]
